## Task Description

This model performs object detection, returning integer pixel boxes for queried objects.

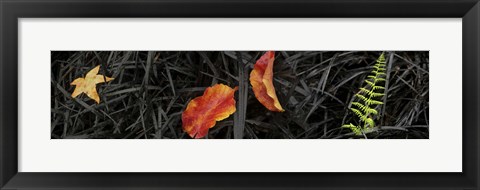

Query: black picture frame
[1,0,478,189]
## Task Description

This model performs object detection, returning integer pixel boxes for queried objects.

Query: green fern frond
[366,99,383,105]
[351,102,364,109]
[343,52,388,135]
[354,93,369,102]
[364,80,375,87]
[365,118,375,128]
[352,101,378,115]
[342,123,362,135]
[374,78,386,83]
[359,88,384,97]
[373,66,386,71]
[371,93,385,97]
[372,70,386,76]
[358,88,370,94]
[377,53,386,62]
[364,107,378,115]
[350,108,367,121]
[342,123,358,129]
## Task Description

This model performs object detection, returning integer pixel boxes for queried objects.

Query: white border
[19,18,462,172]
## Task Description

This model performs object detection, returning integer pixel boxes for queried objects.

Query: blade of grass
[233,52,246,139]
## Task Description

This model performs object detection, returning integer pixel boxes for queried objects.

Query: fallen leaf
[182,84,238,139]
[71,65,114,104]
[249,51,285,112]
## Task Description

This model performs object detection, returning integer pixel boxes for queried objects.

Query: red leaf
[249,51,285,112]
[182,84,238,138]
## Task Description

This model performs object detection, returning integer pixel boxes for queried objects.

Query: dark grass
[51,51,429,139]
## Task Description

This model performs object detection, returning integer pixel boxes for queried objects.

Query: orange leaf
[71,65,114,104]
[249,51,285,112]
[182,84,238,139]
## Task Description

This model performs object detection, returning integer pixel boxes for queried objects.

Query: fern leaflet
[343,53,388,135]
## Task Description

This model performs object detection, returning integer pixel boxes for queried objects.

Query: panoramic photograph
[51,51,429,139]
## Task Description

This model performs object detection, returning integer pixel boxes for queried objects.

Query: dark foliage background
[51,51,429,139]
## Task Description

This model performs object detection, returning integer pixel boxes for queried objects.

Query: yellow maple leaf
[70,65,114,104]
